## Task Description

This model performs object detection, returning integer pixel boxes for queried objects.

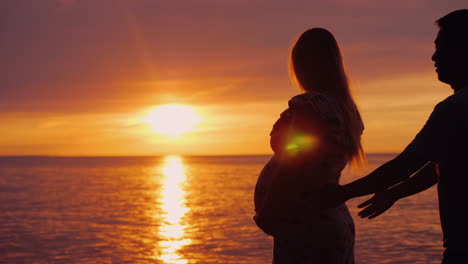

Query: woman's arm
[270,108,323,160]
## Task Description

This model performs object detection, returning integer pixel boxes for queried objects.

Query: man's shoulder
[442,88,468,104]
[436,89,468,110]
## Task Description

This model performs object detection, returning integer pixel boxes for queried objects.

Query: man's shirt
[404,85,468,249]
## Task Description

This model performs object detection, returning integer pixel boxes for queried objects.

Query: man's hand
[317,184,349,208]
[357,189,399,219]
[357,161,437,219]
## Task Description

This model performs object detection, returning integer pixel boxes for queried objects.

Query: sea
[0,154,442,264]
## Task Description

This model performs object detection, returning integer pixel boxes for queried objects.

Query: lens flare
[286,134,318,155]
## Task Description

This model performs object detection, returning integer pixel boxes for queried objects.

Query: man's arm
[319,98,451,208]
[342,151,430,199]
[320,151,430,208]
[357,161,438,219]
[339,100,452,202]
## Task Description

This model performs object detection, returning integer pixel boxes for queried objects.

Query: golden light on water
[157,156,191,264]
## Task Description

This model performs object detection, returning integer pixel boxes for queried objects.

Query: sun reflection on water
[157,156,191,264]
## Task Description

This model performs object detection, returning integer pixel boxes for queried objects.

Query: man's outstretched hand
[357,189,399,219]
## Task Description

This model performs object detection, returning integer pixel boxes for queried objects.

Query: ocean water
[0,155,442,264]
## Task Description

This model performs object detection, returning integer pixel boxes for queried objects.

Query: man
[323,9,468,264]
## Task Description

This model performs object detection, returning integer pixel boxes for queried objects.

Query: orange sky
[1,0,466,156]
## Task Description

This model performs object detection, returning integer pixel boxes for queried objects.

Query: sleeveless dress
[254,92,358,264]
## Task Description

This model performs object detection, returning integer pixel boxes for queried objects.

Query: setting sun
[143,105,201,135]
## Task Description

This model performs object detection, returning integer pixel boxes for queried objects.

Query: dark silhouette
[321,9,468,264]
[254,28,364,264]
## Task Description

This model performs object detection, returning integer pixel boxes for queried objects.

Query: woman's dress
[254,92,359,264]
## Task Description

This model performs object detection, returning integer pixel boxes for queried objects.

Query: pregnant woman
[254,28,365,264]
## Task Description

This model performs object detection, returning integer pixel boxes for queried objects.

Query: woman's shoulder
[273,92,329,125]
[289,91,326,103]
[288,92,341,119]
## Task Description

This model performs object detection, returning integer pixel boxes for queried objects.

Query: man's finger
[368,209,385,219]
[358,197,374,208]
[358,205,377,218]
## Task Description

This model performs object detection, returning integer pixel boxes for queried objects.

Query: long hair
[290,28,365,167]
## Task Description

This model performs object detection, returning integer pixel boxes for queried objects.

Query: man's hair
[436,9,468,42]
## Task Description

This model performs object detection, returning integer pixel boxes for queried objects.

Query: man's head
[432,9,468,89]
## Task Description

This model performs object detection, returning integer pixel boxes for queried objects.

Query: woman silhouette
[254,28,364,264]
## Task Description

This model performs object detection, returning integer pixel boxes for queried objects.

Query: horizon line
[0,152,399,158]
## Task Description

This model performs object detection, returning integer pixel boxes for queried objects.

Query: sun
[143,105,201,135]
